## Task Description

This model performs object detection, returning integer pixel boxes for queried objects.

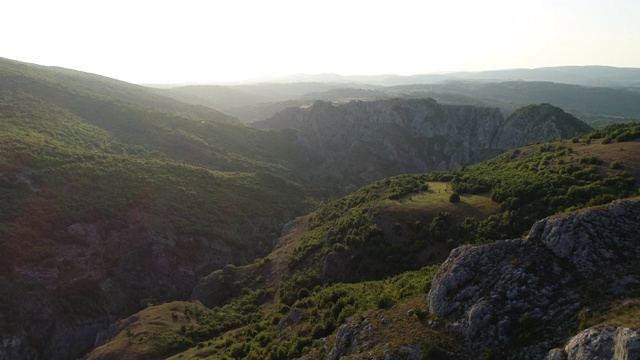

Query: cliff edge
[428,199,640,359]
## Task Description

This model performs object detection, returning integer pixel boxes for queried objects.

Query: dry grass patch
[562,139,640,178]
[85,301,207,360]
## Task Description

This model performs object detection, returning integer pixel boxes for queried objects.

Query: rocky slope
[427,199,640,359]
[546,326,640,360]
[255,99,592,181]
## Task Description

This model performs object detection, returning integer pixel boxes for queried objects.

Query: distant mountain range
[151,66,640,126]
[152,65,640,88]
[379,65,640,87]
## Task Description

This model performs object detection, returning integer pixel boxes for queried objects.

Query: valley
[0,57,639,359]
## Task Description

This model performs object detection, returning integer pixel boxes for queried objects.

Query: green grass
[599,300,640,328]
[579,299,640,331]
[382,182,498,222]
[85,301,209,360]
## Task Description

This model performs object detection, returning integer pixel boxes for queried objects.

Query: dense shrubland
[147,266,440,359]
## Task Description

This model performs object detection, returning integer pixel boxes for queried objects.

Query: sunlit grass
[381,182,499,224]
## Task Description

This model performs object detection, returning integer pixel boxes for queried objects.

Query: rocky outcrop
[255,99,592,181]
[0,332,38,360]
[326,314,423,360]
[545,327,640,360]
[427,200,640,359]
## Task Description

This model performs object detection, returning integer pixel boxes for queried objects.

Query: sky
[3,0,640,84]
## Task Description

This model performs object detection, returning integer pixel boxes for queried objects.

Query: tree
[449,192,460,203]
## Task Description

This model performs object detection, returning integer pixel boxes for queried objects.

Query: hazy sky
[3,0,640,84]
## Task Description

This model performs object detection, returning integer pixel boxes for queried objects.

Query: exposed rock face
[255,99,592,181]
[545,327,640,360]
[427,200,640,359]
[326,314,424,360]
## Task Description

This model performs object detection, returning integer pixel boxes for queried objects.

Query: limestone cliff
[255,99,592,181]
[427,199,640,359]
[546,326,640,360]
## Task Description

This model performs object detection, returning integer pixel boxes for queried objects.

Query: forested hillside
[0,58,332,359]
[86,124,640,359]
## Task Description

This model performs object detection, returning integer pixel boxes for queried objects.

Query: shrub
[297,288,310,300]
[449,192,460,203]
[610,160,623,169]
[332,243,346,253]
[377,293,395,309]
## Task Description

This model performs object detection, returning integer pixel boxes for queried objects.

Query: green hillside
[0,58,332,270]
[85,124,640,359]
[0,58,346,358]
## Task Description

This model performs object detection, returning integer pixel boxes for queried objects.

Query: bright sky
[3,0,640,84]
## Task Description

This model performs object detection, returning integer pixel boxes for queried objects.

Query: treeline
[581,121,640,143]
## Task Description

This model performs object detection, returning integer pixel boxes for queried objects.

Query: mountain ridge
[147,65,640,88]
[255,99,592,181]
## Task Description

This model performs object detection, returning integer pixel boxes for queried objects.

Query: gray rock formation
[255,99,592,181]
[427,200,640,359]
[546,327,640,360]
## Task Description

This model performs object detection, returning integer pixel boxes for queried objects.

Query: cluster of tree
[149,266,441,359]
[583,121,640,143]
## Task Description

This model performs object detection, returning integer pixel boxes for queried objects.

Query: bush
[449,192,460,203]
[377,293,395,309]
[332,243,346,253]
[297,288,310,300]
[610,160,623,169]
